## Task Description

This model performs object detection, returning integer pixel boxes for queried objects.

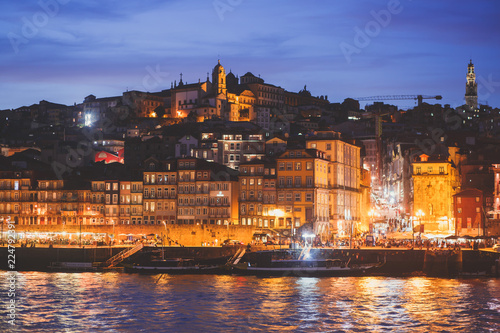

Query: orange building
[238,160,277,229]
[276,149,330,239]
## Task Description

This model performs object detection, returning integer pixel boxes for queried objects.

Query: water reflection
[0,272,499,332]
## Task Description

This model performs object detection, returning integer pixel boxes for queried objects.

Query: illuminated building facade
[276,149,330,238]
[412,148,461,232]
[143,158,178,225]
[306,131,361,237]
[238,160,277,228]
[453,188,485,236]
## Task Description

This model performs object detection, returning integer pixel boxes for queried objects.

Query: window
[439,167,444,174]
[475,197,480,202]
[326,143,331,151]
[295,193,301,202]
[279,162,285,171]
[416,167,421,174]
[295,162,301,171]
[241,179,247,186]
[306,176,313,187]
[306,193,313,201]
[286,193,292,201]
[306,162,313,170]
[249,179,254,186]
[295,176,301,187]
[279,177,285,187]
[287,177,293,187]
[286,162,293,171]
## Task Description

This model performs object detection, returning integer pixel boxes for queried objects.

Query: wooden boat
[231,258,383,277]
[124,258,224,274]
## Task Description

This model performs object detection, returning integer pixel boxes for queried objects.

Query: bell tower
[465,59,478,109]
[212,59,227,95]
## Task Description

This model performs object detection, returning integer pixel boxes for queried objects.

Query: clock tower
[465,59,478,109]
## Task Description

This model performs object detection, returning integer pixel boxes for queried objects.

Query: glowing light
[84,114,92,126]
[270,209,284,217]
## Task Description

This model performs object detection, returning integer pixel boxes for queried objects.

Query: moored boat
[124,258,225,274]
[231,258,383,277]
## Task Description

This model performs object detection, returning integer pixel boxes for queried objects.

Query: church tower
[212,60,227,95]
[465,59,478,109]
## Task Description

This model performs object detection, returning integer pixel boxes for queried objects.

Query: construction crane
[354,95,442,107]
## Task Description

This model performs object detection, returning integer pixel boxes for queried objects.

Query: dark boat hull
[124,263,226,274]
[231,265,378,277]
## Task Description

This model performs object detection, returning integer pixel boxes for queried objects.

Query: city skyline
[1,0,500,110]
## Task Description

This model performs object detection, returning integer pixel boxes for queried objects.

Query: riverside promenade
[1,244,499,276]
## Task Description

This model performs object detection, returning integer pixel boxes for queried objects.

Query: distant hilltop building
[465,59,478,109]
[166,60,329,124]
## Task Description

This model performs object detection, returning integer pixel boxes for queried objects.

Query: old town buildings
[2,60,500,239]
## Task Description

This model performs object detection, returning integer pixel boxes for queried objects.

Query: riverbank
[2,245,499,276]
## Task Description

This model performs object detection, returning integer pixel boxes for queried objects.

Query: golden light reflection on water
[1,272,499,333]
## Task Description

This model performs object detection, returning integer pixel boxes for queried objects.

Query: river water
[1,272,499,332]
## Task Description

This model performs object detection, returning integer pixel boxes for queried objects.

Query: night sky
[1,0,499,110]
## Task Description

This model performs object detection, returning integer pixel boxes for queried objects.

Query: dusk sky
[1,0,499,110]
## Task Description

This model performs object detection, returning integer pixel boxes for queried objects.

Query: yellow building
[306,131,362,237]
[412,148,461,232]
